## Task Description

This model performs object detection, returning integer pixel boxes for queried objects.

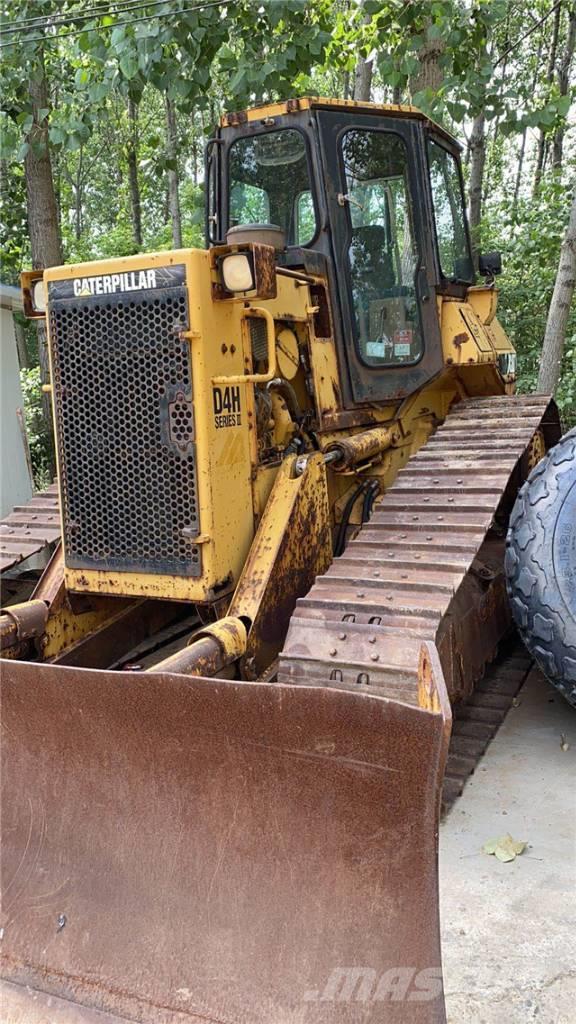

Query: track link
[278,395,559,707]
[441,638,533,811]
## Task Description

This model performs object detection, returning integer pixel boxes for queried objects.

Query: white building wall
[0,285,34,517]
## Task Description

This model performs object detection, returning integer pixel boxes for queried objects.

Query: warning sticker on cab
[393,328,413,357]
[213,385,242,428]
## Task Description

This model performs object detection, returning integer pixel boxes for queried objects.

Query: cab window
[228,129,317,245]
[341,129,423,367]
[428,140,474,283]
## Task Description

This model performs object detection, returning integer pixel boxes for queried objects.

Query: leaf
[119,55,138,81]
[482,833,527,862]
[49,125,66,146]
[447,100,467,122]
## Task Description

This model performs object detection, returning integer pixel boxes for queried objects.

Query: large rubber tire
[506,426,576,707]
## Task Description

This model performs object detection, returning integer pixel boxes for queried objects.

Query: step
[298,590,443,627]
[290,602,437,638]
[332,557,457,589]
[381,493,499,511]
[369,511,491,530]
[349,544,471,570]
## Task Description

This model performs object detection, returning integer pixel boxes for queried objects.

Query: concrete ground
[440,666,576,1024]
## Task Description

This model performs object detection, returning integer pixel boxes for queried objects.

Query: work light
[32,279,47,312]
[221,253,255,293]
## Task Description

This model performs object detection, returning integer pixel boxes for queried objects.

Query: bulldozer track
[0,484,60,574]
[278,394,559,782]
[441,637,533,812]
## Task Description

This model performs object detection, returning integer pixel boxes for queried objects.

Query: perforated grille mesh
[49,286,201,576]
[250,316,268,363]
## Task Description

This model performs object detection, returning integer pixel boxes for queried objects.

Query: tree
[24,49,63,269]
[126,96,143,248]
[164,93,182,249]
[552,1,576,172]
[538,191,576,394]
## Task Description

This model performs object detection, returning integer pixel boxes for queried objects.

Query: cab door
[316,110,444,406]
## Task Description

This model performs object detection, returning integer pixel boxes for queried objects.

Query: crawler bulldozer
[0,98,566,1023]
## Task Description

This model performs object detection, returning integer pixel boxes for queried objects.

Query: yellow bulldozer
[1,97,571,1023]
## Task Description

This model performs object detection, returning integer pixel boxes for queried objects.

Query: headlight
[32,279,47,312]
[221,253,255,293]
[20,270,47,319]
[498,352,516,379]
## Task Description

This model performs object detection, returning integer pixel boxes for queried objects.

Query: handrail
[212,306,277,385]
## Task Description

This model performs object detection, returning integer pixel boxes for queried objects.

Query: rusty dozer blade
[1,652,450,1023]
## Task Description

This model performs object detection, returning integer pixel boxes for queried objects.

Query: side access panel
[1,659,449,1024]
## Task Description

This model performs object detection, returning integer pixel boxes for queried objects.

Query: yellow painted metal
[325,424,399,470]
[221,96,452,143]
[38,150,516,616]
[466,285,498,325]
[42,250,317,604]
[212,307,277,384]
[43,596,142,660]
[228,453,332,677]
[439,294,514,368]
[148,616,247,676]
[275,327,299,380]
[196,616,248,659]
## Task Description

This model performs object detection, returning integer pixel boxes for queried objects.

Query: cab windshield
[228,129,316,245]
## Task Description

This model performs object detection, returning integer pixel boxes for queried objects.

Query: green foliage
[483,179,576,426]
[19,366,53,489]
[0,0,574,423]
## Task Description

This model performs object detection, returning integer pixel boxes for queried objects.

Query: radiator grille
[250,316,269,363]
[49,284,201,576]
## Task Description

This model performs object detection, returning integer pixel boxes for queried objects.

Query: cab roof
[220,95,458,147]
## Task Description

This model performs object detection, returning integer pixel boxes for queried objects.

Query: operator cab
[207,97,475,406]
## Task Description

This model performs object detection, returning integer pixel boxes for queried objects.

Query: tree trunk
[512,129,527,216]
[342,69,350,100]
[353,54,373,101]
[533,4,561,195]
[537,191,576,394]
[513,32,543,214]
[24,49,61,481]
[409,19,445,97]
[353,1,373,101]
[191,110,198,186]
[126,97,143,248]
[24,57,62,269]
[553,2,576,172]
[468,112,486,271]
[164,93,182,249]
[74,148,83,241]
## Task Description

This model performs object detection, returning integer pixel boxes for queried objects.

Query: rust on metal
[2,658,450,1023]
[1,978,130,1024]
[212,242,278,301]
[223,108,248,126]
[20,269,45,320]
[279,395,561,706]
[251,242,278,299]
[0,483,60,574]
[148,615,247,676]
[442,639,533,810]
[0,599,48,650]
[229,453,332,678]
